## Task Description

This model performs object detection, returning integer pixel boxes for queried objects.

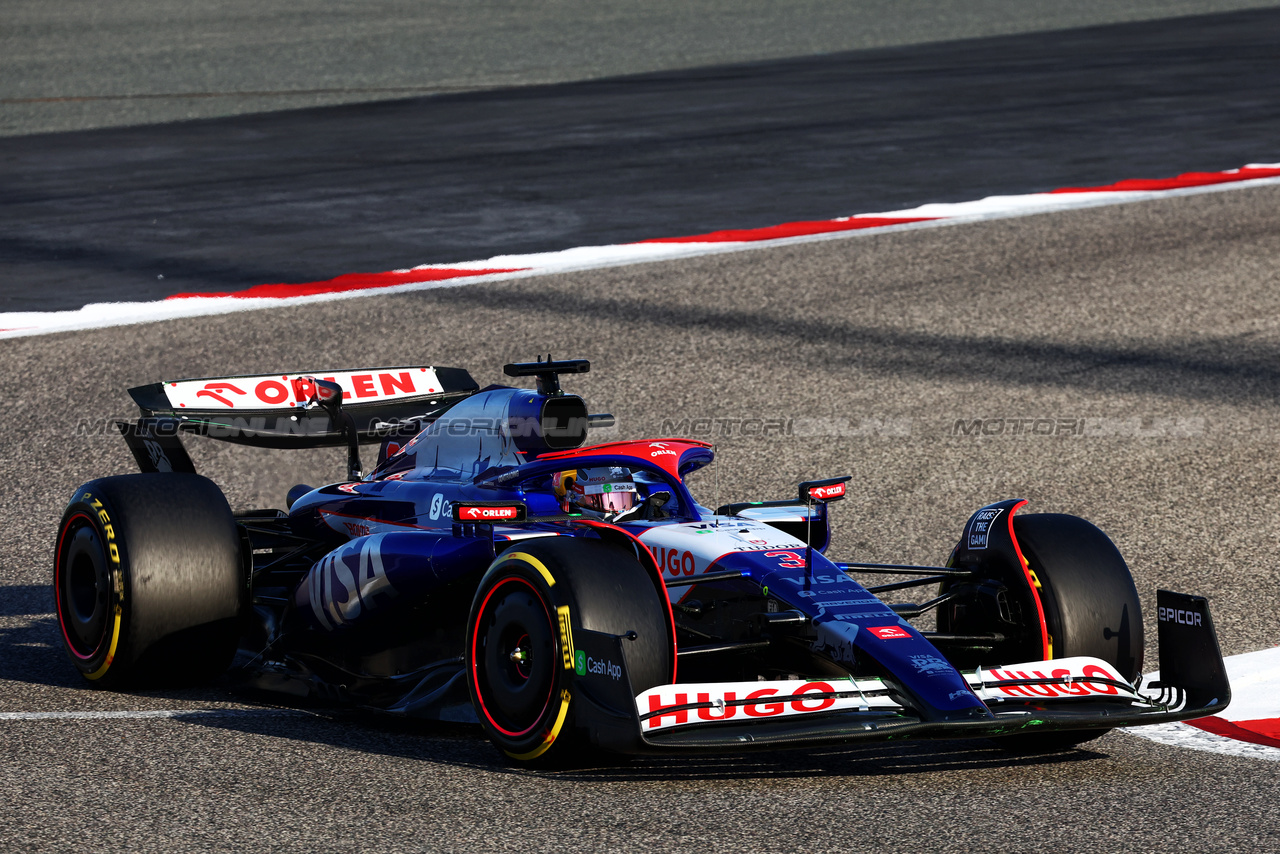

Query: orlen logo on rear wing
[162,368,446,409]
[807,482,846,501]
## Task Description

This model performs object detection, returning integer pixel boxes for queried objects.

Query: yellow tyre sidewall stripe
[84,605,122,680]
[501,551,556,588]
[507,690,572,762]
[76,494,125,681]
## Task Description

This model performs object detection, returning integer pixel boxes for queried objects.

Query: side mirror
[614,489,673,524]
[646,490,672,520]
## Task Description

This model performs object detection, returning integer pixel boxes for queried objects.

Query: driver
[553,466,638,519]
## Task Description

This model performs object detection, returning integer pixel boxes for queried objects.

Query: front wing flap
[578,589,1229,753]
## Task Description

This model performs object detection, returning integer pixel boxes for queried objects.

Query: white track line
[1127,722,1280,762]
[0,708,309,721]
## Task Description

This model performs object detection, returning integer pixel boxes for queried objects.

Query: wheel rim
[471,576,556,739]
[55,515,111,659]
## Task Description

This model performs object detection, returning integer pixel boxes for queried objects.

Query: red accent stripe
[150,164,1279,306]
[639,216,936,244]
[164,267,526,301]
[469,574,556,739]
[1050,165,1280,195]
[1185,715,1280,750]
[55,512,106,661]
[1005,500,1052,661]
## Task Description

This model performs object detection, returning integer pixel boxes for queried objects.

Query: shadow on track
[180,707,1109,780]
[0,585,79,689]
[425,284,1280,407]
[2,584,1110,778]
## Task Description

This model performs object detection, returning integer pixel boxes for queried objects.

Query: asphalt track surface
[5,5,1280,854]
[4,6,1280,312]
[5,184,1280,852]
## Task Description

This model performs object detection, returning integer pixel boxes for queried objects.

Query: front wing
[566,590,1230,753]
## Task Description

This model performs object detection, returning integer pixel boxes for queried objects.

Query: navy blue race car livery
[54,358,1230,763]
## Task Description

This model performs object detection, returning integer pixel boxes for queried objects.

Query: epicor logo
[1158,606,1203,626]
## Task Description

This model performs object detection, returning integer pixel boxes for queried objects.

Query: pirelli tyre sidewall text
[466,537,673,763]
[55,491,127,682]
[53,474,244,687]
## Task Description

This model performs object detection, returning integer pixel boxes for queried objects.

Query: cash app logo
[575,650,586,675]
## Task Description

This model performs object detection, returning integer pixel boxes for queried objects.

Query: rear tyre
[1005,513,1144,749]
[466,537,673,765]
[53,474,244,687]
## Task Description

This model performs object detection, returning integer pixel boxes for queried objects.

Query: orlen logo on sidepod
[451,503,527,523]
[457,506,520,521]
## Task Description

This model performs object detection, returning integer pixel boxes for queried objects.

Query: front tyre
[467,537,673,764]
[1007,513,1144,749]
[53,474,244,687]
[1014,514,1144,681]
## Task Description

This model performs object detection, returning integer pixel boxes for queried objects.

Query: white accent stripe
[1125,646,1280,759]
[3,165,1279,339]
[1124,722,1280,762]
[0,708,308,721]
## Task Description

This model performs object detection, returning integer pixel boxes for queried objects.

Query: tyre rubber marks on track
[2,164,1279,339]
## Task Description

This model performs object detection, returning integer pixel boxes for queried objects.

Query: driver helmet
[553,466,638,517]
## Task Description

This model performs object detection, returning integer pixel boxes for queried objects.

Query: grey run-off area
[3,185,1280,852]
[4,0,1279,135]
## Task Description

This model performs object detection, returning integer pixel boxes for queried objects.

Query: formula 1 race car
[54,358,1230,763]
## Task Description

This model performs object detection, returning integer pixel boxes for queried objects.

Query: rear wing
[124,366,478,451]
